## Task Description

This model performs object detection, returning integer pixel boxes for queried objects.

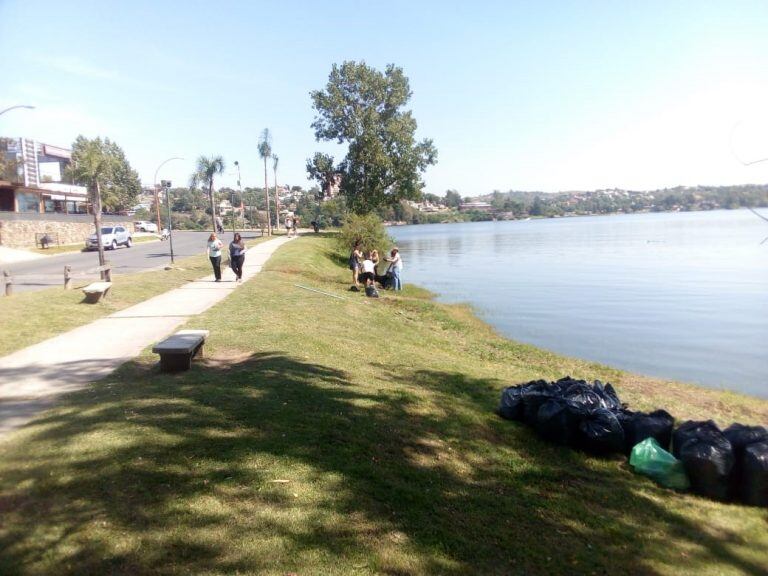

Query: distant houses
[458,201,492,213]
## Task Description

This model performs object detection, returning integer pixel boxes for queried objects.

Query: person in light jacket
[385,247,403,291]
[207,233,223,282]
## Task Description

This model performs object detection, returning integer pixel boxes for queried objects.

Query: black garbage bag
[593,380,622,411]
[498,386,525,421]
[521,380,558,426]
[565,386,604,412]
[535,398,581,446]
[563,379,622,412]
[723,424,768,452]
[678,428,734,501]
[723,424,768,503]
[672,420,721,458]
[577,408,625,455]
[742,441,768,507]
[621,409,675,454]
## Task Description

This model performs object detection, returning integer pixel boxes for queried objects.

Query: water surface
[390,210,768,397]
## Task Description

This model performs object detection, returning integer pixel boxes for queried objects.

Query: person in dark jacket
[229,232,246,282]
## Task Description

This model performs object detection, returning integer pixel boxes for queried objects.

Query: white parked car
[134,221,158,233]
[85,226,132,250]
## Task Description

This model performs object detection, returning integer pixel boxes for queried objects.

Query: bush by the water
[337,213,392,256]
[498,377,767,507]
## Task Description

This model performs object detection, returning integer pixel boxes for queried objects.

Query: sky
[2,0,768,196]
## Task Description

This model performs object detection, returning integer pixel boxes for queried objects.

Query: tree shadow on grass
[0,356,765,575]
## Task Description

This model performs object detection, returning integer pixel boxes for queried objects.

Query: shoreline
[388,209,766,400]
[384,205,765,227]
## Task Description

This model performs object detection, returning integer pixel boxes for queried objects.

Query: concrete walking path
[0,234,296,438]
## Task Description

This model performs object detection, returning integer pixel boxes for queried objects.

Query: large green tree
[189,156,225,235]
[70,136,140,270]
[70,136,141,213]
[308,61,437,214]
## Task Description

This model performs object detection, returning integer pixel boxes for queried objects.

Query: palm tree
[272,154,280,230]
[258,129,272,235]
[189,156,225,235]
[71,137,115,273]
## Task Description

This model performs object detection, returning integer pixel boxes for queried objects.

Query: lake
[389,210,768,398]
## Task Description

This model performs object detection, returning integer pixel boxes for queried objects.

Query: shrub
[337,213,393,257]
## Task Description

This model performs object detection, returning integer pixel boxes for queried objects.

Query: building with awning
[0,138,89,214]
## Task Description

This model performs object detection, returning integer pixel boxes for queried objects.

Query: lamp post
[153,157,184,263]
[161,179,176,263]
[0,104,35,117]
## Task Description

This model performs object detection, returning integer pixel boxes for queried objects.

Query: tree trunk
[154,185,162,235]
[209,179,217,235]
[93,180,106,275]
[273,168,280,230]
[264,158,272,235]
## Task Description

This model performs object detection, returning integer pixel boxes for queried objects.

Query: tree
[70,136,141,214]
[444,189,462,208]
[422,192,441,205]
[70,136,136,271]
[0,138,21,182]
[189,156,225,234]
[306,152,338,200]
[272,154,280,229]
[309,61,437,214]
[258,129,273,235]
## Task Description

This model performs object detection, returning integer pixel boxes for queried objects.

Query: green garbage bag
[629,437,690,490]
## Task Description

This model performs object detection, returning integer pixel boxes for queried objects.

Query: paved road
[2,230,265,293]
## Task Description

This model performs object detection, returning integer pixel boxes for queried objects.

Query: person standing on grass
[229,232,246,282]
[349,240,363,289]
[385,247,403,290]
[207,232,224,282]
[285,215,293,236]
[292,215,300,236]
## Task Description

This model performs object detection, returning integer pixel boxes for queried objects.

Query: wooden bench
[152,329,210,372]
[81,281,112,303]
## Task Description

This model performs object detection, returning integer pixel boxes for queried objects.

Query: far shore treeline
[125,181,768,231]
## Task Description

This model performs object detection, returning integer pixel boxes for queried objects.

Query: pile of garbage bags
[498,377,768,507]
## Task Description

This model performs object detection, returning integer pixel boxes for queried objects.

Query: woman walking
[207,232,223,282]
[229,232,246,282]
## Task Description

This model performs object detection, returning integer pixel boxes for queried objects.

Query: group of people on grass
[348,241,403,292]
[204,231,404,293]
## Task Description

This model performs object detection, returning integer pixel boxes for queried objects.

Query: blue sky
[2,0,768,195]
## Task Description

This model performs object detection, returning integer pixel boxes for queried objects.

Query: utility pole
[162,180,175,263]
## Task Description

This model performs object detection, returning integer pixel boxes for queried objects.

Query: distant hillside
[469,184,768,217]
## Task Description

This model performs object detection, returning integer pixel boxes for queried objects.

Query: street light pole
[162,180,176,263]
[153,156,184,263]
[0,104,35,117]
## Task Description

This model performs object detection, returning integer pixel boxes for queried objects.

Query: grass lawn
[0,236,270,357]
[0,234,766,575]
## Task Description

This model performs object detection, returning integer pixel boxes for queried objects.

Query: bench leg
[159,353,193,372]
[83,293,101,304]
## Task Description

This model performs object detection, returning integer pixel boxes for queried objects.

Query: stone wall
[0,214,133,248]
